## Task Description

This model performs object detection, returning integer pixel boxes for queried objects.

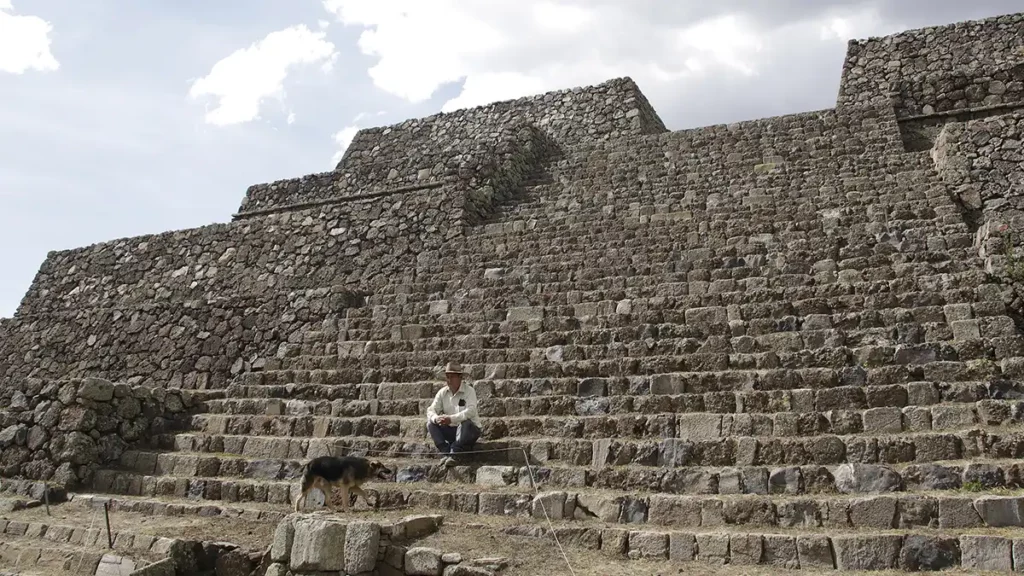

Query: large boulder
[290,517,346,572]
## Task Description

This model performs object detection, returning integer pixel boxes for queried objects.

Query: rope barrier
[73,504,101,574]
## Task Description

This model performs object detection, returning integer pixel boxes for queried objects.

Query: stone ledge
[506,524,1024,571]
[233,181,446,220]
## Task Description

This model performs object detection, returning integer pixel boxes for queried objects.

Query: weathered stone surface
[396,515,443,540]
[668,532,695,563]
[762,535,799,569]
[729,534,763,565]
[270,519,293,562]
[961,535,1012,571]
[899,535,960,571]
[344,521,380,574]
[290,517,345,571]
[939,497,983,528]
[627,531,668,560]
[834,463,902,494]
[695,534,729,565]
[832,535,901,570]
[975,496,1024,527]
[532,492,567,520]
[406,547,443,576]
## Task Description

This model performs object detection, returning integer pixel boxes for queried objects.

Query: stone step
[116,446,1024,498]
[429,234,980,270]
[338,312,1012,352]
[312,338,1024,375]
[512,523,1024,571]
[86,466,1024,535]
[405,271,986,302]
[302,336,1022,374]
[348,297,1009,332]
[268,352,1021,386]
[154,424,1024,469]
[441,228,975,265]
[0,539,104,575]
[361,282,1001,318]
[0,516,170,575]
[70,492,289,525]
[467,214,967,247]
[476,193,959,221]
[470,197,955,235]
[404,262,989,296]
[209,379,1024,415]
[355,293,992,338]
[221,370,1024,408]
[188,399,1024,441]
[465,215,963,247]
[370,268,991,304]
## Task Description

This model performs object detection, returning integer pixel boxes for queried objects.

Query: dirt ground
[2,499,275,553]
[0,496,1017,576]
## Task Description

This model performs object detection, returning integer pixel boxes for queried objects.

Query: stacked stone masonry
[4,10,1024,575]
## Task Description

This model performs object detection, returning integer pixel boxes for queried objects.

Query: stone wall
[3,122,553,390]
[238,78,650,215]
[837,12,1024,114]
[0,287,363,388]
[17,191,457,316]
[932,110,1024,320]
[0,377,197,487]
[932,111,1024,219]
[893,61,1024,118]
[267,513,453,576]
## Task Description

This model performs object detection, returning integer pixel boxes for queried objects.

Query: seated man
[426,362,481,467]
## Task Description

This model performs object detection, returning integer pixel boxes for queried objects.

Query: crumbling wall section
[838,12,1024,114]
[0,377,198,487]
[933,111,1024,226]
[932,111,1024,314]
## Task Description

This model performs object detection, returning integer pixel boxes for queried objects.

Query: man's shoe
[440,456,455,468]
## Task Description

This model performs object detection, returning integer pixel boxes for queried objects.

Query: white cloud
[675,14,763,76]
[819,8,905,42]
[531,2,595,33]
[330,125,359,166]
[188,24,338,126]
[441,72,547,112]
[0,0,59,75]
[322,1,922,116]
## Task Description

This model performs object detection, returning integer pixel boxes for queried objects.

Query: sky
[1,1,1021,318]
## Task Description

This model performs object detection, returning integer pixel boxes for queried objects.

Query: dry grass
[1,496,275,552]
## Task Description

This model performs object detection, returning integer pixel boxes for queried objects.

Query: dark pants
[427,420,481,455]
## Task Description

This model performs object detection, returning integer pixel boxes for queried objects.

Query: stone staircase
[72,141,1024,570]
